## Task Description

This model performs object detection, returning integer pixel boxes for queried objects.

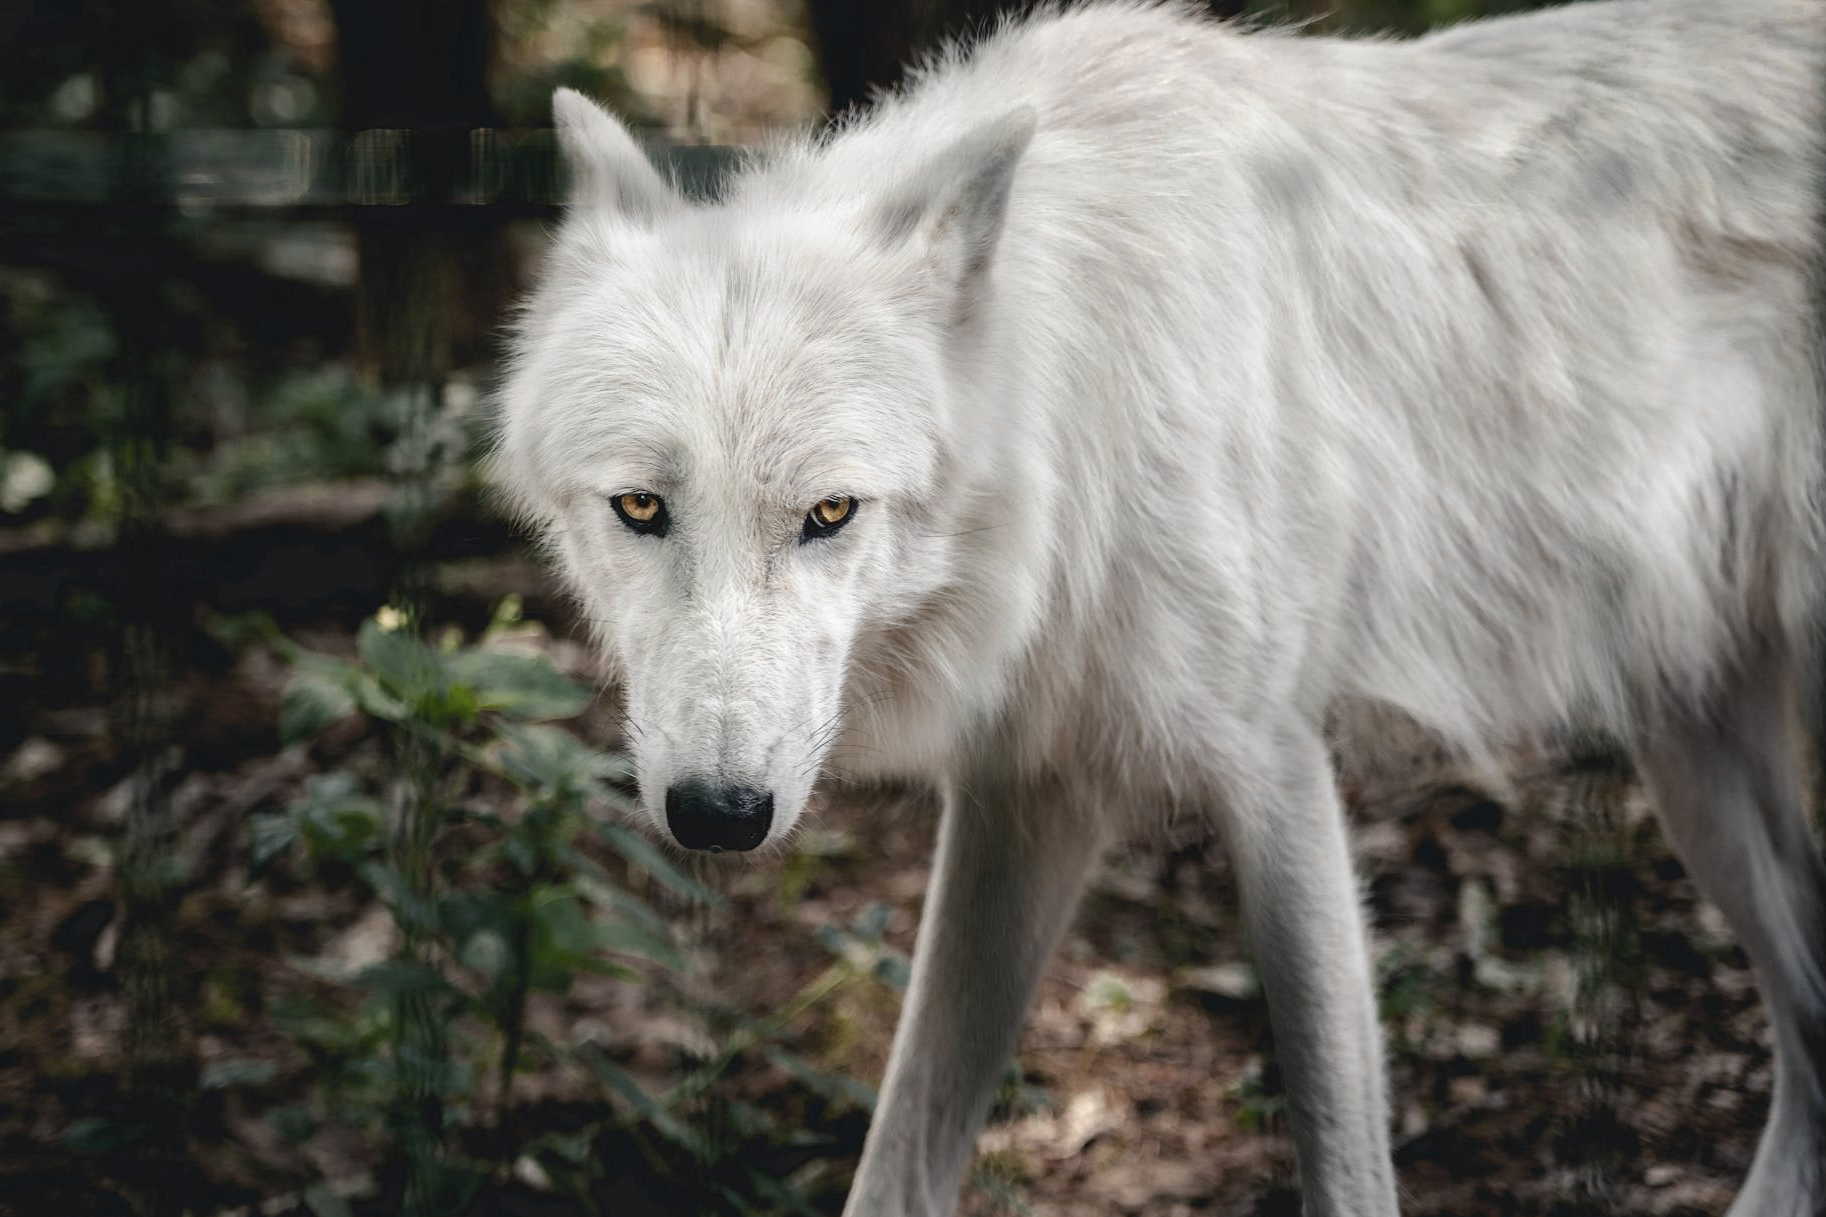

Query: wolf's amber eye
[612,491,669,537]
[801,496,856,542]
[619,492,660,522]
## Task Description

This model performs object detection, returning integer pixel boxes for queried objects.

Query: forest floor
[0,541,1785,1217]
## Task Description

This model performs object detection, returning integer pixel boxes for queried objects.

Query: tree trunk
[329,0,508,383]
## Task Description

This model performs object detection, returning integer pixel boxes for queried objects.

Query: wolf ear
[552,88,676,218]
[878,106,1036,308]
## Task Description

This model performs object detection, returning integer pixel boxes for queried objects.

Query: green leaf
[357,861,440,934]
[577,1044,702,1155]
[445,649,592,720]
[396,1043,475,1098]
[591,918,682,970]
[569,862,669,936]
[527,888,619,981]
[265,1103,318,1144]
[874,954,911,992]
[437,890,516,944]
[62,1116,143,1154]
[357,618,447,706]
[280,667,358,745]
[300,805,381,862]
[598,821,719,904]
[249,811,299,871]
[350,960,453,999]
[763,1046,877,1112]
[287,773,383,864]
[503,833,538,877]
[495,722,624,796]
[348,670,409,721]
[852,901,892,943]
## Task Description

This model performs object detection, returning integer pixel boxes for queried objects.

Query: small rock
[1399,1102,1429,1138]
[1,736,64,784]
[513,1154,553,1191]
[1457,1022,1501,1058]
[1077,970,1165,1045]
[1448,1074,1489,1105]
[1176,961,1261,1002]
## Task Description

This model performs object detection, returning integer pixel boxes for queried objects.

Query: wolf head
[495,89,1034,852]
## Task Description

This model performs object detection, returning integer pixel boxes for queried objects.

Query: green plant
[256,598,896,1215]
[182,368,404,506]
[1227,1057,1288,1135]
[260,598,690,1209]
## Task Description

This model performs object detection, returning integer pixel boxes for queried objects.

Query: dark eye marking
[611,491,670,537]
[800,496,857,543]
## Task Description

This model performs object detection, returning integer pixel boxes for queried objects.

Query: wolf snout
[664,780,774,852]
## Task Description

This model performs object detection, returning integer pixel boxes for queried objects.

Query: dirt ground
[0,548,1787,1217]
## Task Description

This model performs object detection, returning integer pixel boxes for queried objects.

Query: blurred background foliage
[8,2,1776,1216]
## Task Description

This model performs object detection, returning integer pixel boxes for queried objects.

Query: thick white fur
[496,2,1826,1213]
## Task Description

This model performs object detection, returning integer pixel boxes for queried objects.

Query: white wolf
[495,0,1826,1212]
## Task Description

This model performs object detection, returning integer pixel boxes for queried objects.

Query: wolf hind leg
[1632,646,1826,1217]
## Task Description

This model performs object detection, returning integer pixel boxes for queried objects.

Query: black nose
[664,781,774,852]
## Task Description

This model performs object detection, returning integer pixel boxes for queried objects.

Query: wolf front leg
[843,775,1105,1217]
[1219,725,1400,1216]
